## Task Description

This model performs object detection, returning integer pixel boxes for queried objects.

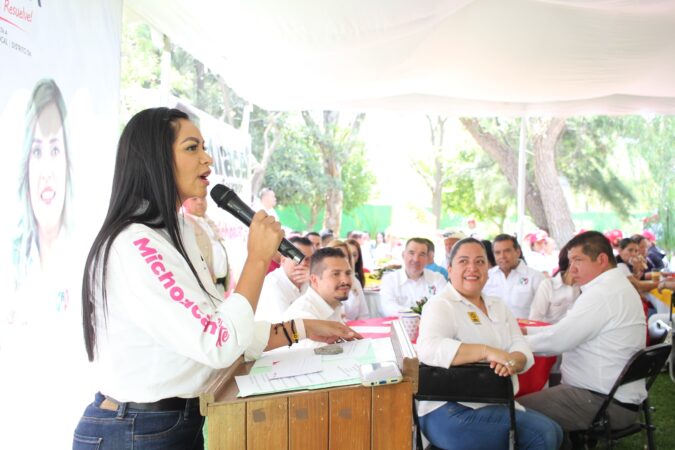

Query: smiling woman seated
[416,238,563,450]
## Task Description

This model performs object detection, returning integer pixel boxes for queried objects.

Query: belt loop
[116,400,128,419]
[184,398,192,419]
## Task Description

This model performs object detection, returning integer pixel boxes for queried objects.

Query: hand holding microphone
[210,184,305,264]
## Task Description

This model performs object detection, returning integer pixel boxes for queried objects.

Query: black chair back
[417,363,513,404]
[582,343,672,450]
[603,343,671,404]
[415,363,518,450]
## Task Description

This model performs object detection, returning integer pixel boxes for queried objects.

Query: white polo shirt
[255,267,307,323]
[379,268,447,317]
[526,268,647,405]
[417,283,534,415]
[282,287,344,323]
[483,261,544,319]
[342,277,370,320]
[529,273,579,323]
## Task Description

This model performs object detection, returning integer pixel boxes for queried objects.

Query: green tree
[413,116,456,229]
[461,117,636,245]
[442,148,513,232]
[301,111,367,236]
[264,119,375,231]
[621,116,675,251]
[263,127,328,230]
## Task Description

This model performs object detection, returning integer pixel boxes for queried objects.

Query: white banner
[0,1,122,447]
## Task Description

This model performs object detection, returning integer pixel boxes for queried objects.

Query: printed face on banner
[28,101,67,237]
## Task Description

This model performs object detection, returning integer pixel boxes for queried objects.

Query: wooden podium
[199,320,419,450]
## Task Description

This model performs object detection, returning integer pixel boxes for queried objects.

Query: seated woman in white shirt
[529,246,580,324]
[326,239,369,320]
[416,237,563,450]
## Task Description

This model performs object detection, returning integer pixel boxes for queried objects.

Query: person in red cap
[642,230,666,271]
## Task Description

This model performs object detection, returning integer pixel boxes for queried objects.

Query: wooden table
[200,321,419,450]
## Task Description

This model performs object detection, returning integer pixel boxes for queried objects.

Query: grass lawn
[615,372,675,449]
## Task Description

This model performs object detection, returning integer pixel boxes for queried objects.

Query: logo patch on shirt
[468,311,481,324]
[428,285,437,296]
[518,277,529,286]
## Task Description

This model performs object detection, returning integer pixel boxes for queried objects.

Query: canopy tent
[128,0,675,116]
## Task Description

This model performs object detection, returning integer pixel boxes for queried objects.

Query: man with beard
[283,247,352,326]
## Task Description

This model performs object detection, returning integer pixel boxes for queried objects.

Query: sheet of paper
[322,339,371,361]
[268,352,322,380]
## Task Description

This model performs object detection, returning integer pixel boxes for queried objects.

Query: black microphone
[210,184,304,264]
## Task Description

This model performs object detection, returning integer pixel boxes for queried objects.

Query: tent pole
[517,116,527,245]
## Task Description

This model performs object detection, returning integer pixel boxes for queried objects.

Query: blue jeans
[419,402,563,450]
[72,393,204,450]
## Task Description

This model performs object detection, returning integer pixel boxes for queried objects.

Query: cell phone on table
[359,361,402,387]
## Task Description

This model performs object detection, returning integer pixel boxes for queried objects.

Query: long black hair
[346,238,366,287]
[82,107,209,361]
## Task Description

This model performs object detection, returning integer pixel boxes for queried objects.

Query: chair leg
[643,399,657,450]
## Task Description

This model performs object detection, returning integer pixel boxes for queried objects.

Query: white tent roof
[129,0,675,115]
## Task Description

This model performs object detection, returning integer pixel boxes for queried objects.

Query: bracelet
[295,319,307,340]
[290,320,299,344]
[281,322,293,347]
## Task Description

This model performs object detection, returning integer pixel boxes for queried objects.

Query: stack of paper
[235,339,375,397]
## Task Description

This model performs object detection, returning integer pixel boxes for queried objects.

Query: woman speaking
[73,107,358,449]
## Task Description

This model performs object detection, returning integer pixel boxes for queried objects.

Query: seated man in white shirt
[283,247,352,324]
[379,237,447,316]
[483,234,544,319]
[254,236,314,322]
[518,231,647,433]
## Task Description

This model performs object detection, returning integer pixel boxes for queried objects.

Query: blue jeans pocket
[72,433,102,450]
[132,411,183,440]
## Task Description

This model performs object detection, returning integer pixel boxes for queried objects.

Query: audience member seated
[482,239,496,268]
[254,236,314,323]
[643,230,666,270]
[529,245,579,324]
[346,238,366,288]
[282,248,352,347]
[519,231,647,434]
[182,196,231,297]
[379,237,447,316]
[443,230,466,268]
[416,238,563,450]
[632,234,655,274]
[616,237,659,296]
[326,240,369,320]
[483,234,544,319]
[320,229,334,248]
[305,231,321,251]
[423,238,448,280]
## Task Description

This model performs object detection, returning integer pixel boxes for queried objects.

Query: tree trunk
[427,116,448,229]
[250,112,282,202]
[194,60,204,110]
[460,118,549,231]
[533,119,575,245]
[302,111,365,237]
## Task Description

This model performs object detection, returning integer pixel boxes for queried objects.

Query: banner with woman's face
[0,1,122,448]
